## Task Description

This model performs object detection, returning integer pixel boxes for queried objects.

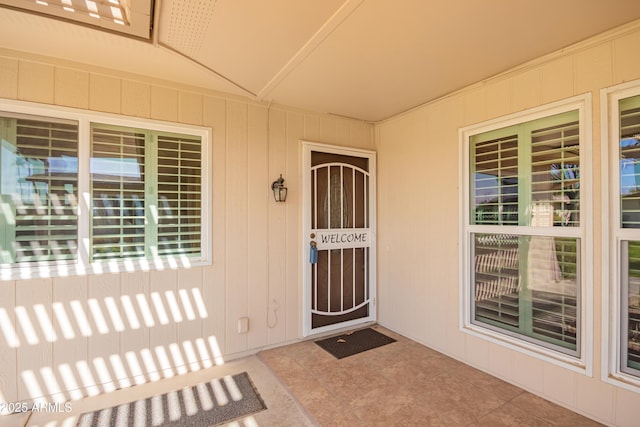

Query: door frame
[301,141,377,337]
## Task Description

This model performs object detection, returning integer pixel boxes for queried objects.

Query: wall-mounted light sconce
[271,174,288,202]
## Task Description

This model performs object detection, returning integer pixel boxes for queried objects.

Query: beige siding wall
[0,50,373,404]
[375,23,640,426]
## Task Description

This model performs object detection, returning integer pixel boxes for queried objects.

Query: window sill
[462,323,590,376]
[604,372,640,394]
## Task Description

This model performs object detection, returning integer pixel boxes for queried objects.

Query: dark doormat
[77,371,266,427]
[315,327,396,359]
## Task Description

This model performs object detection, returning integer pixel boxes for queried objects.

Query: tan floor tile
[510,393,604,426]
[426,371,507,417]
[259,326,603,426]
[256,354,310,386]
[302,395,359,427]
[470,402,551,426]
[286,377,333,408]
[451,363,524,402]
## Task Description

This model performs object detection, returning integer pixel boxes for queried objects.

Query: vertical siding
[0,281,17,408]
[0,50,373,406]
[18,61,54,104]
[54,67,89,109]
[225,100,249,355]
[89,74,121,114]
[86,273,121,394]
[266,108,288,345]
[147,269,178,379]
[150,86,178,122]
[375,24,640,427]
[246,104,269,350]
[118,271,149,385]
[0,57,18,99]
[202,95,227,361]
[178,91,203,126]
[285,112,304,341]
[15,278,53,402]
[175,268,203,372]
[121,80,151,118]
[52,275,88,400]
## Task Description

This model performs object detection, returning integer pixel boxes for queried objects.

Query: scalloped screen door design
[303,144,376,335]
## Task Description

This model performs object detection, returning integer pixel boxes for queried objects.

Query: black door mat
[77,371,266,427]
[315,327,397,359]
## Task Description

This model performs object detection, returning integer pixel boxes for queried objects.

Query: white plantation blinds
[156,134,201,257]
[471,110,580,228]
[531,120,580,227]
[620,96,640,228]
[90,124,202,261]
[468,108,582,356]
[91,126,146,260]
[0,101,209,279]
[0,115,78,264]
[472,134,518,225]
[624,241,640,373]
[472,233,579,353]
[618,95,640,377]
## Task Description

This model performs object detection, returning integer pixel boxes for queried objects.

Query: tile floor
[258,325,604,426]
[4,324,603,427]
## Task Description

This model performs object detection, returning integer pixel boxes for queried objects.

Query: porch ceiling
[1,0,640,122]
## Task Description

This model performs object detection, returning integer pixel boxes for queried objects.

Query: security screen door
[302,142,376,336]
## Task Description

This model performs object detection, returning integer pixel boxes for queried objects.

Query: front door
[302,142,376,336]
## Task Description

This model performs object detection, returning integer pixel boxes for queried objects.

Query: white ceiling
[2,0,640,122]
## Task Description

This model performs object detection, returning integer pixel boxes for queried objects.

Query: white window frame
[0,98,212,280]
[459,94,593,374]
[602,80,640,391]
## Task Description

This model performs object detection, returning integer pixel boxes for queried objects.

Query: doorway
[302,142,376,336]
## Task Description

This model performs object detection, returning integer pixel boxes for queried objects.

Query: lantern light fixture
[271,174,287,202]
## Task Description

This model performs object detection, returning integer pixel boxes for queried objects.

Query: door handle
[309,241,318,264]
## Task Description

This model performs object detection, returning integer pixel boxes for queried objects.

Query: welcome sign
[314,229,372,250]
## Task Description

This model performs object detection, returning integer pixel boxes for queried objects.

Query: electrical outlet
[237,317,249,334]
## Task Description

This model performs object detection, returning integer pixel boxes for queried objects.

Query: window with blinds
[618,94,640,378]
[0,114,78,265]
[620,96,640,229]
[91,126,146,260]
[623,241,640,374]
[156,134,201,257]
[0,100,209,279]
[466,106,583,358]
[531,119,580,227]
[90,124,202,262]
[472,233,579,354]
[472,135,518,225]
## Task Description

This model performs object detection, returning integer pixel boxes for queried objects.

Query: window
[90,124,202,261]
[0,114,79,264]
[461,96,590,365]
[0,101,210,279]
[606,86,640,384]
[618,95,640,378]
